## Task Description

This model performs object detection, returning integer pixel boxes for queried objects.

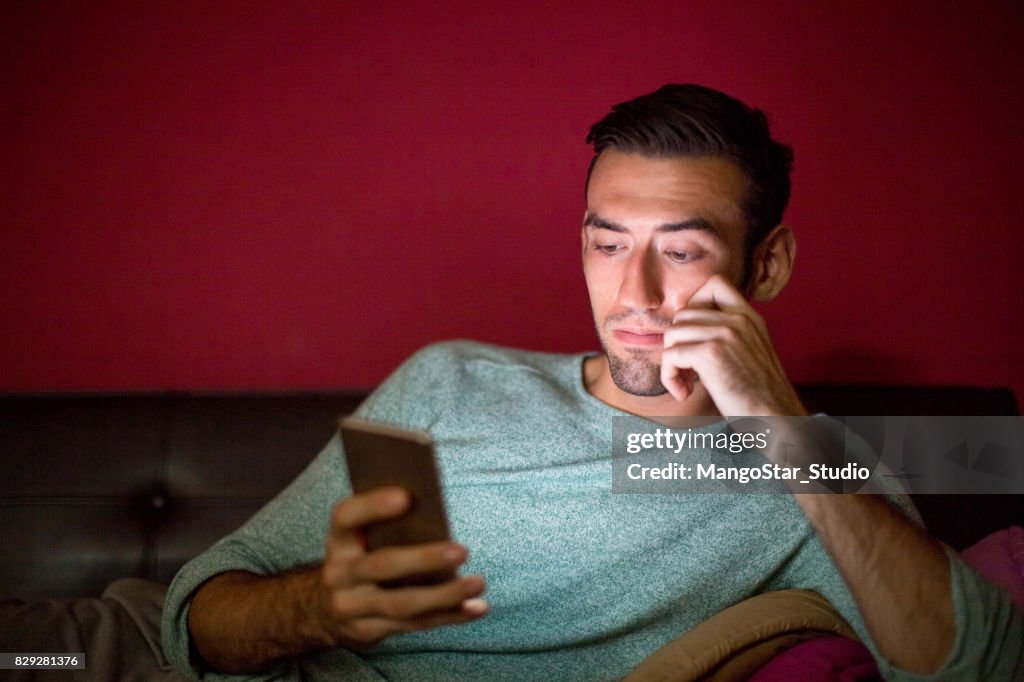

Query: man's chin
[606,351,669,397]
[615,381,670,398]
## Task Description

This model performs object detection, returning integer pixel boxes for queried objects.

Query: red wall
[3,2,1022,404]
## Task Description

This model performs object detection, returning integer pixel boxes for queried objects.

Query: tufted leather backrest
[0,387,1020,599]
[0,393,363,599]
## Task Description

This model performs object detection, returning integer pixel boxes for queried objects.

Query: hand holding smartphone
[339,416,455,587]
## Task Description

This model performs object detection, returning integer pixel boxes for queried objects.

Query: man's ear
[748,224,796,301]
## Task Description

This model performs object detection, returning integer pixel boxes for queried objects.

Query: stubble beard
[597,321,670,397]
[606,347,668,397]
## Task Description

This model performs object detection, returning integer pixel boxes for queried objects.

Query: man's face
[582,150,750,397]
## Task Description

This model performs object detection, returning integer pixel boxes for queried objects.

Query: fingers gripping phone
[339,416,455,587]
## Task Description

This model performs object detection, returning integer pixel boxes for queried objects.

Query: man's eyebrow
[583,214,628,232]
[583,213,723,241]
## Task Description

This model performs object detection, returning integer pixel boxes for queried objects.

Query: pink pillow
[751,526,1024,681]
[960,526,1024,613]
[748,636,880,681]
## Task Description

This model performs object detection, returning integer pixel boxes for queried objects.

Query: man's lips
[612,328,666,346]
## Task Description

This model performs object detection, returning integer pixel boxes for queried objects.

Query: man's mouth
[611,328,665,347]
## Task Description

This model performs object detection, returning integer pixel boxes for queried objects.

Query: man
[163,84,1022,680]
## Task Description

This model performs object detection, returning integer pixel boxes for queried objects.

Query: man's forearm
[794,492,955,675]
[187,567,333,674]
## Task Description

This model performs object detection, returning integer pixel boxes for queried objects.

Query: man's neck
[582,355,721,418]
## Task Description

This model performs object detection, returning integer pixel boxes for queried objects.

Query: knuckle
[323,546,357,582]
[346,621,386,648]
[736,311,760,333]
[335,497,364,528]
[325,558,356,586]
[359,552,390,579]
[330,591,362,619]
[374,592,411,619]
[665,344,684,360]
[379,596,410,619]
[331,499,354,528]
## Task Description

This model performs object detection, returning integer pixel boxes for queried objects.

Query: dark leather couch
[1,385,1021,601]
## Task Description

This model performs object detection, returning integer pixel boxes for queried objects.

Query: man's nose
[617,247,663,311]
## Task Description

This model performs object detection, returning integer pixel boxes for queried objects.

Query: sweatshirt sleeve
[788,531,1024,681]
[160,343,460,680]
[160,433,351,680]
[874,547,1024,681]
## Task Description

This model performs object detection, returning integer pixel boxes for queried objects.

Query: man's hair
[585,84,794,286]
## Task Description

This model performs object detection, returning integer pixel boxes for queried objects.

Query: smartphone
[339,416,455,586]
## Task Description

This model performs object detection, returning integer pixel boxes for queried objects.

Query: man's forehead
[585,151,748,235]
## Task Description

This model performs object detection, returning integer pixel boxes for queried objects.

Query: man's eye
[666,250,701,263]
[594,244,622,255]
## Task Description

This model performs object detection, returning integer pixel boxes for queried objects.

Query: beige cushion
[625,589,860,682]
